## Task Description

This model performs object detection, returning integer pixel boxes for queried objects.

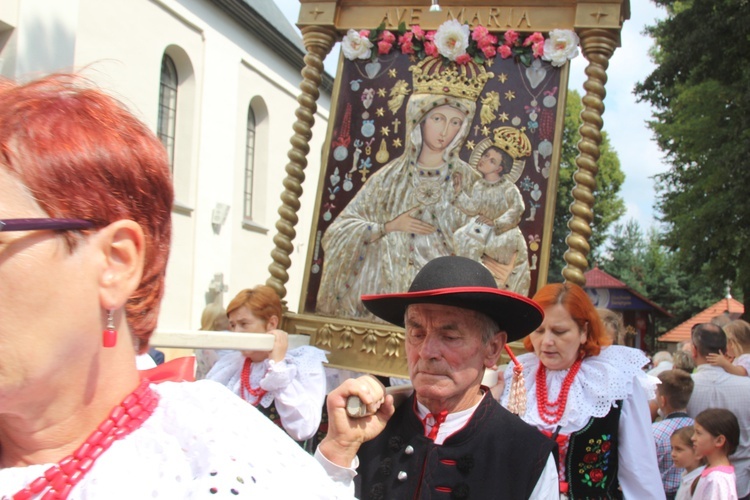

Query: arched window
[244,106,256,220]
[158,55,178,171]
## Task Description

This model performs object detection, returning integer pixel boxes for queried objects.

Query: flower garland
[341,20,579,68]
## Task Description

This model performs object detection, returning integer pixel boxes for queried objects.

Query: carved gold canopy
[267,0,630,377]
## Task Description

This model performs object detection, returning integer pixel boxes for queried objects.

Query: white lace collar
[501,346,654,431]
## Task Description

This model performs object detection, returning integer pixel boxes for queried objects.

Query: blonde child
[672,426,706,500]
[690,409,740,499]
[707,320,750,377]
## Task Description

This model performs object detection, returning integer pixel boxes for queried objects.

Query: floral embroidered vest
[565,401,622,499]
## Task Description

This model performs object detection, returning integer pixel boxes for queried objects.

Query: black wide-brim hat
[362,256,543,342]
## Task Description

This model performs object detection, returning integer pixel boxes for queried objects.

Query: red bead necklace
[535,357,583,425]
[241,358,267,406]
[12,379,159,500]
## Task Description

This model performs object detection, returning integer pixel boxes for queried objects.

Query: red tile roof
[584,267,627,288]
[583,267,672,317]
[657,297,744,343]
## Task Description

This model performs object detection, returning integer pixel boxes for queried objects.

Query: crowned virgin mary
[316,57,493,320]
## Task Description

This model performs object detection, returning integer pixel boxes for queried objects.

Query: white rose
[434,20,470,61]
[542,29,580,67]
[341,29,373,60]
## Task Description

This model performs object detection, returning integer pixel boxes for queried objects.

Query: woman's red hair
[0,74,173,352]
[523,282,611,357]
[227,286,283,327]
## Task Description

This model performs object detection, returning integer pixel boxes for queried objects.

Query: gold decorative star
[504,90,516,101]
[465,140,476,151]
[377,88,386,97]
[375,107,385,117]
[388,69,397,78]
[381,126,390,136]
[481,125,490,136]
[409,55,417,63]
[497,73,508,84]
[392,137,403,148]
[499,112,509,122]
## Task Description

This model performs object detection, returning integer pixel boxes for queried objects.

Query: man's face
[405,304,504,413]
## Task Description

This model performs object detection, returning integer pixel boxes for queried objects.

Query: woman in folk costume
[0,74,349,499]
[316,56,491,320]
[206,286,327,443]
[501,282,665,499]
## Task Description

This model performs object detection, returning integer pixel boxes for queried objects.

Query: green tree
[547,90,626,281]
[635,0,750,312]
[601,220,726,339]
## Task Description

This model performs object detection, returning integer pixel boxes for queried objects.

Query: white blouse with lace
[205,346,328,442]
[0,381,351,499]
[500,345,664,499]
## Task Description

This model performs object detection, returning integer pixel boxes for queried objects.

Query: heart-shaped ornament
[365,61,381,79]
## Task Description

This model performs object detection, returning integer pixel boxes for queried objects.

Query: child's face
[692,422,721,459]
[671,435,701,469]
[477,149,504,176]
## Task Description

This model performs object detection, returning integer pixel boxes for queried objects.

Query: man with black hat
[316,256,558,498]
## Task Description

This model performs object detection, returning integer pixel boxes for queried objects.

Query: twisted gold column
[562,28,618,286]
[266,26,337,299]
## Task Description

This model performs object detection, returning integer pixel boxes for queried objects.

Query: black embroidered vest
[356,392,556,499]
[565,401,622,500]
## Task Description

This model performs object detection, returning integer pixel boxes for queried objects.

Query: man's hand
[318,376,395,467]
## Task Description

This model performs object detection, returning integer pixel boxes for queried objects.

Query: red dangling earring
[103,309,117,348]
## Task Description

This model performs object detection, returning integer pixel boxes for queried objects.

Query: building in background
[584,266,672,352]
[0,0,332,329]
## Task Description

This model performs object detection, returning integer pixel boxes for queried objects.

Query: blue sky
[272,0,668,232]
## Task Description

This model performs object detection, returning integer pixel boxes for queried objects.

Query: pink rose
[455,53,472,65]
[425,30,436,41]
[399,32,413,45]
[412,25,425,40]
[378,41,393,55]
[379,30,396,44]
[504,30,519,46]
[499,44,513,58]
[359,30,370,38]
[424,41,439,57]
[481,44,497,58]
[472,26,489,41]
[400,40,415,54]
[477,33,497,49]
[532,40,544,58]
[523,32,544,47]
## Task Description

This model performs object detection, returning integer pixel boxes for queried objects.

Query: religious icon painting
[301,22,575,324]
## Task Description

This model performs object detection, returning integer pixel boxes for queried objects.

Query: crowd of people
[2,72,749,499]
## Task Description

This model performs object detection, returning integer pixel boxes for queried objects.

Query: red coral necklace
[536,357,583,425]
[241,358,267,406]
[12,379,159,500]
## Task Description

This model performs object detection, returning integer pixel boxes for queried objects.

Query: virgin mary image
[316,57,493,320]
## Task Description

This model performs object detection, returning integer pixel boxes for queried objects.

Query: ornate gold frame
[267,0,629,376]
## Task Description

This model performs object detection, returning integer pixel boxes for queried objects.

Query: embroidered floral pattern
[578,434,612,489]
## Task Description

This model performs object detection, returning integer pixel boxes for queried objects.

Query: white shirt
[675,465,706,500]
[501,346,665,499]
[0,381,352,498]
[687,364,750,497]
[205,346,327,441]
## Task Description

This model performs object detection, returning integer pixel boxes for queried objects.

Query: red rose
[601,441,611,452]
[589,468,604,483]
[583,453,598,464]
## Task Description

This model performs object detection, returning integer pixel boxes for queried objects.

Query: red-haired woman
[500,283,664,499]
[0,74,347,498]
[206,285,328,443]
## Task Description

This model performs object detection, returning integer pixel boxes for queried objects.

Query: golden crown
[492,126,532,159]
[410,56,493,101]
